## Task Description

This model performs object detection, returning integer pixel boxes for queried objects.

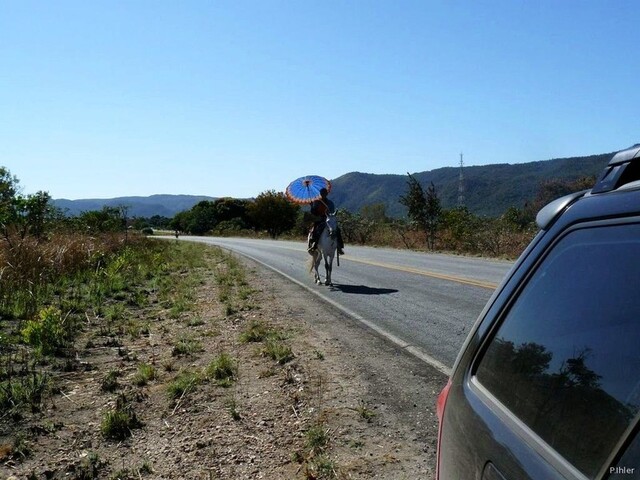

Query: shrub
[263,339,294,365]
[167,370,200,400]
[100,369,120,392]
[21,307,67,356]
[133,363,157,386]
[75,451,103,479]
[305,423,329,452]
[206,353,237,387]
[101,395,142,440]
[0,372,49,412]
[239,321,270,343]
[171,336,202,357]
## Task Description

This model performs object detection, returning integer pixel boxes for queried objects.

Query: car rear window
[476,223,640,479]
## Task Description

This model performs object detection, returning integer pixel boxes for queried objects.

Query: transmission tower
[458,152,465,207]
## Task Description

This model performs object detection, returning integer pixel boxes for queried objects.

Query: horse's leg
[313,252,322,284]
[324,254,333,285]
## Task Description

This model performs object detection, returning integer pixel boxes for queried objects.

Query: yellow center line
[341,257,499,290]
[226,241,499,290]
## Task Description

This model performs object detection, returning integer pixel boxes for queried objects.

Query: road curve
[166,236,513,375]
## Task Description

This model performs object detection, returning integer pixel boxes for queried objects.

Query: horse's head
[325,213,338,238]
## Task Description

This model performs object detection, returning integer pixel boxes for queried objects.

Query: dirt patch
[1,246,446,480]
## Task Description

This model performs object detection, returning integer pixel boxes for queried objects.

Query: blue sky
[1,1,638,200]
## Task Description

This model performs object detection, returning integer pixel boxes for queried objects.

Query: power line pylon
[458,152,465,208]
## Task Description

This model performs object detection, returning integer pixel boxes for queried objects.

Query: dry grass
[0,232,139,318]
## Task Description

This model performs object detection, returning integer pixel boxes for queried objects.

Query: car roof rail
[591,144,640,194]
[536,190,587,230]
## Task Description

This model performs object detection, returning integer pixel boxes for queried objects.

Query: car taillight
[436,378,452,480]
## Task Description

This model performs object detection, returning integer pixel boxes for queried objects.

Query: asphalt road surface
[170,236,514,375]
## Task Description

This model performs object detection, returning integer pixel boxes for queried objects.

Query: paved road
[170,236,514,374]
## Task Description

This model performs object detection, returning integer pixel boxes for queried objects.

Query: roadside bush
[100,369,120,392]
[101,394,142,440]
[133,363,157,386]
[263,339,294,365]
[206,352,237,387]
[0,372,49,413]
[167,370,201,400]
[239,320,270,343]
[21,307,68,356]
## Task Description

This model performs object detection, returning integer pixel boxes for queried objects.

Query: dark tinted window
[476,223,640,479]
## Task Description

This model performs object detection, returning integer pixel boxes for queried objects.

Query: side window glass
[476,224,640,479]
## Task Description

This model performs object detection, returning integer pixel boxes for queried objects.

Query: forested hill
[54,194,216,218]
[53,151,617,219]
[330,152,614,217]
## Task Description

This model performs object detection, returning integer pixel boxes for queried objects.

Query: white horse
[309,213,339,286]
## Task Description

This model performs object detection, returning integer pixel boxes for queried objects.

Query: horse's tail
[307,252,317,273]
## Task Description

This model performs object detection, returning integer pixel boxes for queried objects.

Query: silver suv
[436,144,640,479]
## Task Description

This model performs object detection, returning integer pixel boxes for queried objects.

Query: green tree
[501,206,532,231]
[22,191,54,240]
[360,203,390,224]
[424,182,442,250]
[247,190,298,238]
[170,211,191,235]
[0,167,21,243]
[214,198,250,223]
[339,209,376,244]
[212,197,252,232]
[78,207,124,233]
[441,206,481,252]
[0,168,58,244]
[399,173,427,227]
[399,174,441,249]
[148,215,171,229]
[186,200,217,235]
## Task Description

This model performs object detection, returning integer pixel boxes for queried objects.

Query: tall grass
[206,352,237,387]
[0,232,188,417]
[0,372,49,413]
[0,232,216,423]
[0,233,126,319]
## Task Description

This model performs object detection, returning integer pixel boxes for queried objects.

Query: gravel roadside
[242,255,447,479]
[1,245,447,480]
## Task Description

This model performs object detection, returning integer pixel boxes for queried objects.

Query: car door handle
[483,462,508,480]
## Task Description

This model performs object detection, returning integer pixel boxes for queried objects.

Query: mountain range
[53,151,616,219]
[330,151,613,217]
[54,194,217,218]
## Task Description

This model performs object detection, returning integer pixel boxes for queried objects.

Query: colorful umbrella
[285,175,331,204]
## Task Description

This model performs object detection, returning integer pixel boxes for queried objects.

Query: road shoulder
[244,255,446,479]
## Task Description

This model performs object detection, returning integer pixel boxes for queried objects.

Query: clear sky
[1,1,639,200]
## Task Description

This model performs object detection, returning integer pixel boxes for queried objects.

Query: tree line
[157,172,594,258]
[0,166,596,260]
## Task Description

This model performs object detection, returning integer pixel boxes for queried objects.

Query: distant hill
[330,152,614,217]
[53,194,217,218]
[52,151,621,219]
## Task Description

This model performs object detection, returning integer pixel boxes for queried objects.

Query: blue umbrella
[286,175,332,204]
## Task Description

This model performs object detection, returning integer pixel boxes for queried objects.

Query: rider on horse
[307,188,345,255]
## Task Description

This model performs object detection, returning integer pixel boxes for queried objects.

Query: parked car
[436,144,640,480]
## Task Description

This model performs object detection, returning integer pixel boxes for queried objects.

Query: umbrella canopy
[285,175,331,204]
